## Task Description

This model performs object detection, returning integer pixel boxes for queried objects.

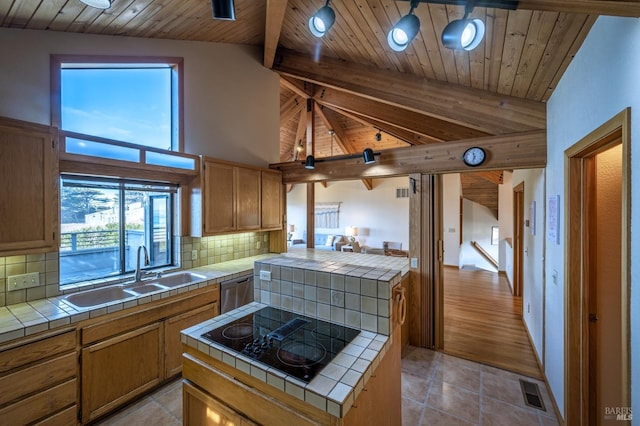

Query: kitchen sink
[62,285,136,309]
[126,283,168,294]
[148,272,207,288]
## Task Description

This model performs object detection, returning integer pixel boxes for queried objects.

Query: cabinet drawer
[33,405,78,426]
[0,329,75,373]
[0,352,76,406]
[0,378,76,425]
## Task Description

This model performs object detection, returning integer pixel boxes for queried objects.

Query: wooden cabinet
[79,286,220,423]
[261,170,283,230]
[183,380,257,426]
[194,157,283,236]
[164,302,218,378]
[0,116,58,255]
[0,328,78,425]
[81,323,163,422]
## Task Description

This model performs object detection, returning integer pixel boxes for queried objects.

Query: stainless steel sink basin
[149,272,207,288]
[62,285,136,309]
[126,283,168,294]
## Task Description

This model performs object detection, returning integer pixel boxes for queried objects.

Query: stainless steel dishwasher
[220,274,254,314]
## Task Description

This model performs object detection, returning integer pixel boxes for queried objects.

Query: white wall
[460,198,498,271]
[512,169,545,364]
[546,16,640,418]
[285,178,410,249]
[442,174,461,266]
[0,28,280,166]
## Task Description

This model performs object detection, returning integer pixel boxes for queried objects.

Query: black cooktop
[201,307,360,382]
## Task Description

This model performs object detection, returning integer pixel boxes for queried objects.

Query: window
[51,55,184,154]
[59,176,176,285]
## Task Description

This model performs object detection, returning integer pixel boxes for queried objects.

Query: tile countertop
[181,302,393,419]
[0,254,278,345]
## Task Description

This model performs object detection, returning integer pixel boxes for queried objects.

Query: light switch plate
[8,272,40,291]
[410,258,418,269]
[259,270,271,281]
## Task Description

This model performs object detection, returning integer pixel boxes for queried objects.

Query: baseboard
[499,270,514,294]
[522,320,565,425]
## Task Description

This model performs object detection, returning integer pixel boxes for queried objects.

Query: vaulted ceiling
[3,0,640,165]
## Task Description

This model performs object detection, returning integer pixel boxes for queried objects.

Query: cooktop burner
[201,307,360,382]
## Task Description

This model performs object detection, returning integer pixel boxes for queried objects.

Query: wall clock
[462,147,486,167]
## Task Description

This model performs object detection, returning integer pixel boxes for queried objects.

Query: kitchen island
[181,253,408,425]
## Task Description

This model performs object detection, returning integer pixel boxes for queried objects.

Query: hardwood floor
[443,266,543,379]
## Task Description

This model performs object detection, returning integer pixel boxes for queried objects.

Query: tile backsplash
[0,231,271,307]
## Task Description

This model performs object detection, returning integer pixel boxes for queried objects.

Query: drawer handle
[393,287,407,326]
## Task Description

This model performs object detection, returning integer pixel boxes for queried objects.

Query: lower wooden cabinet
[164,302,218,378]
[81,323,163,423]
[0,328,78,425]
[183,380,257,426]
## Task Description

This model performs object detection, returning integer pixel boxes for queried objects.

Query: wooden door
[0,117,58,254]
[513,182,524,298]
[261,170,282,230]
[236,167,261,230]
[203,160,236,234]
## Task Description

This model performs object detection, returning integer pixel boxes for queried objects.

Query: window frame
[50,54,184,152]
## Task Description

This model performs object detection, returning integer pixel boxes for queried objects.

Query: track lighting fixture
[79,0,111,9]
[304,155,315,169]
[211,0,236,20]
[441,1,484,50]
[375,130,382,142]
[387,0,421,52]
[363,148,376,165]
[309,0,335,38]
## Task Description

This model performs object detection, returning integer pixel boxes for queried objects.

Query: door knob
[589,313,598,322]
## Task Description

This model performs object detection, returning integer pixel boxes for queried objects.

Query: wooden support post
[306,182,315,249]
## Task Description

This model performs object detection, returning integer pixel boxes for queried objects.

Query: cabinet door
[203,160,236,234]
[0,119,58,254]
[164,302,218,378]
[261,170,282,230]
[81,323,163,423]
[236,167,261,230]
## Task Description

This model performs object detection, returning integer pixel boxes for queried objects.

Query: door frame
[513,182,525,298]
[564,108,631,425]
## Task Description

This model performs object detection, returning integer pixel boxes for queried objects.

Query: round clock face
[463,147,486,167]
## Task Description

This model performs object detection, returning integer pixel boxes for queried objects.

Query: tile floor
[96,346,559,426]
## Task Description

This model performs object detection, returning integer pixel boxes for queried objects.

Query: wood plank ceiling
[2,0,639,166]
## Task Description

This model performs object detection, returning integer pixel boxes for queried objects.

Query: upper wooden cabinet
[193,157,282,237]
[0,117,58,255]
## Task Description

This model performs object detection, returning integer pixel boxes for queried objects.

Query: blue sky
[61,67,172,150]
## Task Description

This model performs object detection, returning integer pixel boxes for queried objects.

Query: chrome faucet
[135,245,151,282]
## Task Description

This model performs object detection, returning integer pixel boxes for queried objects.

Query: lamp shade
[442,18,485,51]
[309,5,335,37]
[387,13,420,52]
[211,0,236,20]
[363,148,376,164]
[80,0,111,9]
[345,226,358,237]
[304,155,315,170]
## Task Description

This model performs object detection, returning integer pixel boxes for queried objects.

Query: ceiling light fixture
[387,0,421,52]
[363,148,376,165]
[304,155,316,169]
[79,0,111,9]
[309,0,335,38]
[211,0,236,20]
[441,0,484,50]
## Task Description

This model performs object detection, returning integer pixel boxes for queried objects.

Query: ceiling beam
[291,109,307,161]
[270,130,546,183]
[280,76,314,98]
[280,95,305,125]
[517,0,640,17]
[273,49,546,135]
[314,85,489,141]
[330,106,435,145]
[315,106,358,154]
[264,0,288,68]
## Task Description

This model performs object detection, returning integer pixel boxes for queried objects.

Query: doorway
[513,182,524,298]
[565,109,630,425]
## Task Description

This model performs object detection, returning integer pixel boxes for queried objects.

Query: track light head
[79,0,111,9]
[375,131,382,142]
[309,2,335,38]
[387,13,420,52]
[363,148,376,165]
[442,17,485,51]
[304,155,316,169]
[211,0,236,20]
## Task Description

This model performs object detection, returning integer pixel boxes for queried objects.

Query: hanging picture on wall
[548,194,560,244]
[529,201,536,236]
